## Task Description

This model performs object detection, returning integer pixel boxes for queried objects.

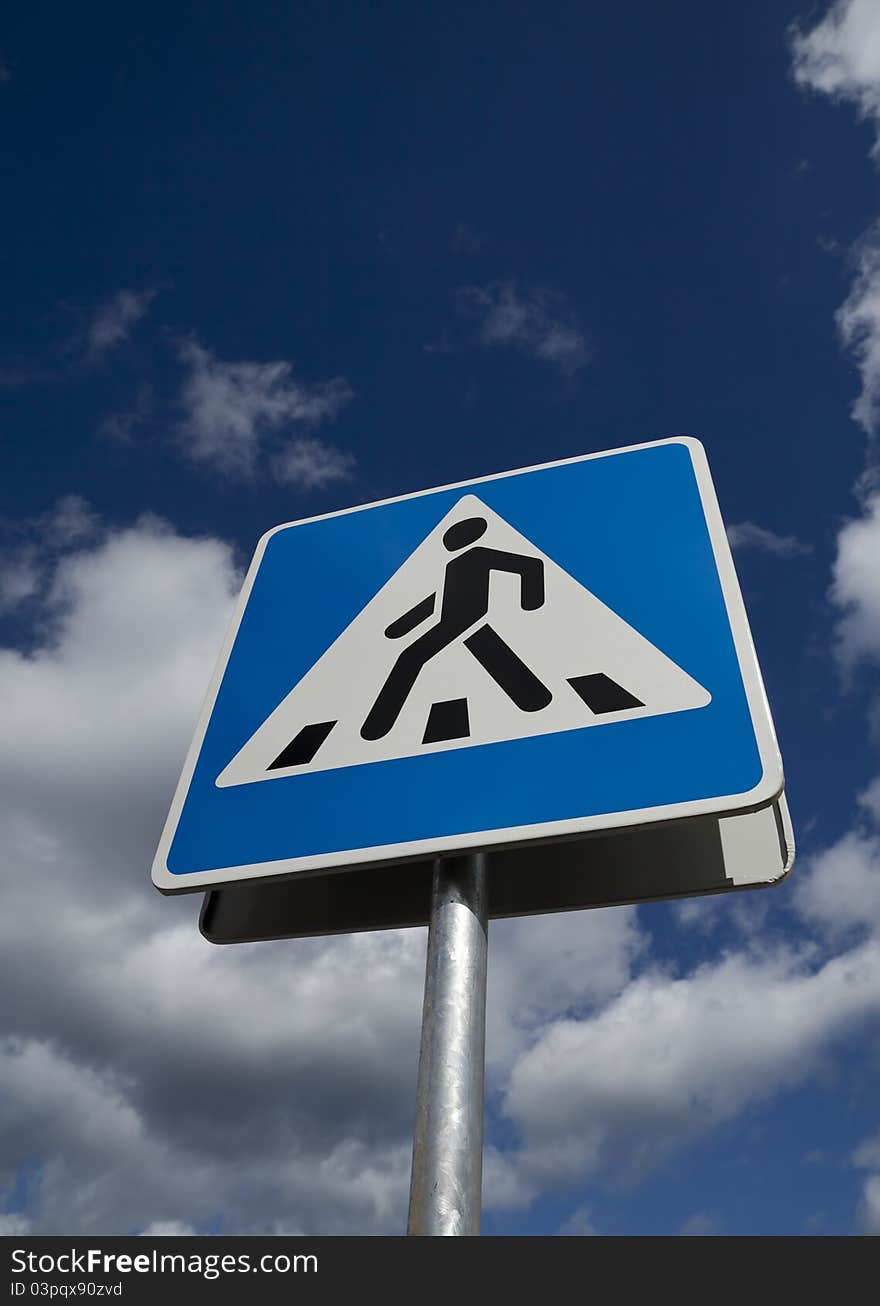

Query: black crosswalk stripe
[568,674,643,714]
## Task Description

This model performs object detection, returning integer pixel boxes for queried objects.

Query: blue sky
[2,0,880,1236]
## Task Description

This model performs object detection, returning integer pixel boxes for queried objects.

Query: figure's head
[443,516,487,551]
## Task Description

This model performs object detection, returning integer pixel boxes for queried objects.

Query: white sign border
[153,436,784,894]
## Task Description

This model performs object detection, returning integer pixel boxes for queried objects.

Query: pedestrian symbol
[362,512,551,742]
[217,494,711,787]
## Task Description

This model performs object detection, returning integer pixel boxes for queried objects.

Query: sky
[2,0,880,1237]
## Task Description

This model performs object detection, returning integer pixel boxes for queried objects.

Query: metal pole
[407,852,489,1236]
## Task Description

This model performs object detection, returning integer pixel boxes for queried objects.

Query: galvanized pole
[407,852,489,1236]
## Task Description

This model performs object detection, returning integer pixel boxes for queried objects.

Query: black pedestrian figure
[360,515,552,741]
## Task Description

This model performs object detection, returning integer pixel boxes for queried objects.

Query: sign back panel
[152,437,783,894]
[199,797,794,943]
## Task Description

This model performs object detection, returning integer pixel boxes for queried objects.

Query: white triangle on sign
[217,494,711,787]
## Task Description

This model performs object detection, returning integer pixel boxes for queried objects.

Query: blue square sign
[152,438,783,893]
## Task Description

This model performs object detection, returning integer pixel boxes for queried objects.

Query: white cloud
[792,6,880,445]
[82,289,156,363]
[0,557,39,613]
[44,494,99,546]
[852,1132,880,1232]
[176,339,353,481]
[726,520,811,557]
[502,943,880,1189]
[481,1146,535,1212]
[778,5,880,1237]
[830,491,880,671]
[858,1174,880,1232]
[487,908,645,1074]
[464,282,589,373]
[98,386,154,444]
[272,437,355,489]
[860,775,880,820]
[836,233,880,443]
[0,1037,414,1235]
[792,1,880,153]
[674,898,713,929]
[0,1214,30,1235]
[672,889,771,939]
[477,283,531,344]
[533,322,589,370]
[0,520,240,832]
[795,827,880,939]
[679,1211,722,1236]
[139,1222,195,1236]
[557,1204,599,1236]
[0,496,100,615]
[790,1,880,738]
[853,1131,880,1169]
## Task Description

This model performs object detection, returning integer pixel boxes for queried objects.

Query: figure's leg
[361,625,451,740]
[463,624,552,712]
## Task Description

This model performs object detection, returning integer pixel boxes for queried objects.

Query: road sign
[152,436,784,895]
[200,793,794,942]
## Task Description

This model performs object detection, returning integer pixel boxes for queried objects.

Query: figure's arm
[517,555,544,610]
[485,549,545,610]
[384,593,436,639]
